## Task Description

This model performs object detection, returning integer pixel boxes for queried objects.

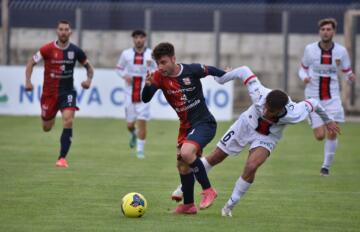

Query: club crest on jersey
[182,77,191,85]
[335,59,341,66]
[68,51,74,59]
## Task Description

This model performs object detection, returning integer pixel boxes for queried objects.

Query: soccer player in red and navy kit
[25,20,94,168]
[142,42,226,214]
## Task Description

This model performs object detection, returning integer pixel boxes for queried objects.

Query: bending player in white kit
[116,30,157,158]
[171,66,340,217]
[298,18,356,176]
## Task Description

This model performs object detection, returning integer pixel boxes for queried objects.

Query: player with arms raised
[25,20,94,168]
[142,42,226,214]
[298,18,356,176]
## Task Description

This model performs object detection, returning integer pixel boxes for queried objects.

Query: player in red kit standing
[25,20,94,168]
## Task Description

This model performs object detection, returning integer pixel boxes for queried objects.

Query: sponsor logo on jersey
[167,86,196,94]
[181,94,188,101]
[259,141,274,150]
[135,56,143,61]
[287,103,294,111]
[68,51,74,59]
[183,77,191,85]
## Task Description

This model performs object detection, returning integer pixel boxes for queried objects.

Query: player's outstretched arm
[25,58,37,91]
[213,66,255,84]
[81,61,94,89]
[213,66,270,104]
[304,99,340,135]
[206,66,226,77]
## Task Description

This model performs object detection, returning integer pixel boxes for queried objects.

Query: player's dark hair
[132,30,146,37]
[152,42,175,61]
[266,90,289,111]
[318,18,337,30]
[57,20,71,27]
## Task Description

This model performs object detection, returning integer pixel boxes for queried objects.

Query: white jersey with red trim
[298,42,353,100]
[115,47,157,101]
[215,66,320,140]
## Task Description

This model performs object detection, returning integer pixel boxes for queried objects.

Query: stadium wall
[6,29,360,114]
[0,66,233,120]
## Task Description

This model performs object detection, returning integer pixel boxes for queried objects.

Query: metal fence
[1,0,360,113]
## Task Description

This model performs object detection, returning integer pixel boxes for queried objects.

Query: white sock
[200,157,212,173]
[322,139,338,169]
[226,176,251,209]
[137,139,145,153]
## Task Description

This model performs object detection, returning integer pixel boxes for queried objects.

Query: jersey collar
[318,41,334,52]
[54,40,70,50]
[175,64,183,77]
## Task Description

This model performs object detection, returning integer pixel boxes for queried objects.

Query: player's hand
[81,79,92,89]
[224,66,232,72]
[124,76,132,85]
[347,73,356,83]
[25,81,34,91]
[325,121,341,135]
[145,71,153,86]
[303,77,311,84]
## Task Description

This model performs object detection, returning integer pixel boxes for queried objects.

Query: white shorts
[308,98,344,129]
[217,114,278,156]
[125,101,150,122]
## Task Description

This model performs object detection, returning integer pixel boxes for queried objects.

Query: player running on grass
[25,20,94,168]
[142,42,226,214]
[171,65,340,217]
[298,18,356,176]
[115,30,157,159]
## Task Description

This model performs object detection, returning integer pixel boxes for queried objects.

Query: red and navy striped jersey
[33,41,87,96]
[142,63,225,128]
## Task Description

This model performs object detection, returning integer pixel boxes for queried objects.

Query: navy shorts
[59,90,78,110]
[40,90,78,121]
[177,116,217,154]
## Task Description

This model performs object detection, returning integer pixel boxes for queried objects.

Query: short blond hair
[318,18,337,30]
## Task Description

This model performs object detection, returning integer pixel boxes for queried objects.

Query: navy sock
[190,157,211,190]
[180,173,195,204]
[59,128,72,159]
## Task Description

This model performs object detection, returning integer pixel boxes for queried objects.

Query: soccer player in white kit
[171,65,340,217]
[298,18,356,176]
[116,30,157,159]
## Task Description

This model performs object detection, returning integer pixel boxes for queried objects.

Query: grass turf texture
[0,116,359,232]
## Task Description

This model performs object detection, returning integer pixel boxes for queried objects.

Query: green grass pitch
[0,116,359,232]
